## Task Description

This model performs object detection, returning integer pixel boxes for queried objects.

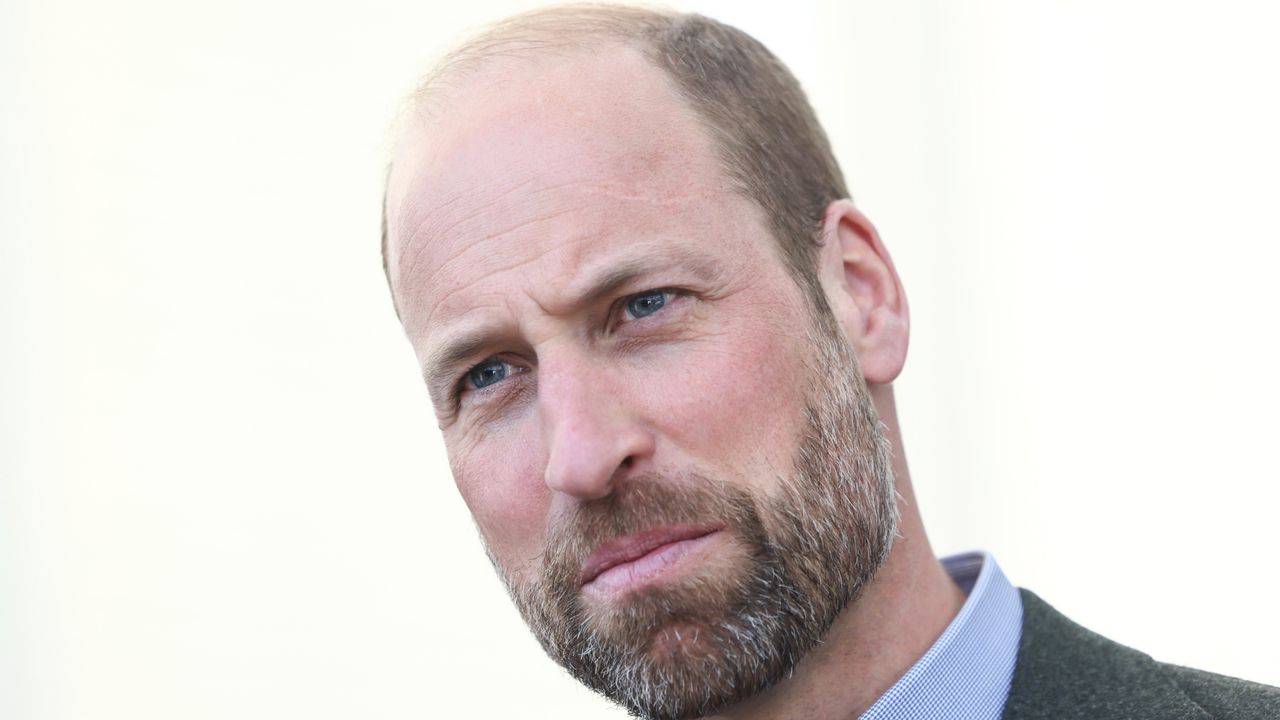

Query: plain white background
[3,1,1278,718]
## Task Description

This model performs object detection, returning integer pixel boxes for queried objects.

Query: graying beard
[486,324,899,720]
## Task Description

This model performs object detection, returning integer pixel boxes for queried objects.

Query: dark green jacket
[1002,590,1280,719]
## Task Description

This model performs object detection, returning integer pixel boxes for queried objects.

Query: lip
[579,526,722,593]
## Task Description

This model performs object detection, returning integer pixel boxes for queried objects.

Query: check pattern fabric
[859,552,1023,720]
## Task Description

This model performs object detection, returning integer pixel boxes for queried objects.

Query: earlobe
[816,200,910,385]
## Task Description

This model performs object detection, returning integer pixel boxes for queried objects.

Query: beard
[490,314,899,720]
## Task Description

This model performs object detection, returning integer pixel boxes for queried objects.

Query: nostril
[621,456,634,469]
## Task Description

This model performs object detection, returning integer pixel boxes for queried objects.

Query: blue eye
[467,360,508,389]
[626,290,667,319]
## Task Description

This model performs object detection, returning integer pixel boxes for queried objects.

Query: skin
[387,45,965,719]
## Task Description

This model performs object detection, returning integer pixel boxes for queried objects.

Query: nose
[539,355,654,500]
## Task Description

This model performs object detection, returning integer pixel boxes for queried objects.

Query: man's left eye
[465,359,512,390]
[624,290,669,320]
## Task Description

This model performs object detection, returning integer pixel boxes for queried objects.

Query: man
[380,5,1279,719]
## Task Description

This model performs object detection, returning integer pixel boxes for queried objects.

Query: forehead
[386,45,763,339]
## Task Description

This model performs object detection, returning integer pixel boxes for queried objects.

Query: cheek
[643,314,810,487]
[448,430,549,581]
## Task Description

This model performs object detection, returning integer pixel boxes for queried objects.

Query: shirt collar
[859,551,1023,720]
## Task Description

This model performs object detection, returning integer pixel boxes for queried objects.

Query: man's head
[383,6,912,719]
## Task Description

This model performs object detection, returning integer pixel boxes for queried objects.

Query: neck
[709,385,965,720]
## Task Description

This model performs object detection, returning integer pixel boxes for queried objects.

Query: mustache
[539,474,761,592]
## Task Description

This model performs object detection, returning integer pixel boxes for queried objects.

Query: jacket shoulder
[1002,589,1279,720]
[1161,663,1280,719]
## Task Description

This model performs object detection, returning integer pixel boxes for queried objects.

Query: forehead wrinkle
[392,103,721,273]
[398,178,719,325]
[395,165,549,264]
[395,174,540,291]
[400,168,708,268]
[400,201,585,304]
[407,229,577,347]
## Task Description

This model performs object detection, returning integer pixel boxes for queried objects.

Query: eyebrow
[564,244,721,308]
[424,326,501,406]
[422,246,720,404]
[567,257,652,308]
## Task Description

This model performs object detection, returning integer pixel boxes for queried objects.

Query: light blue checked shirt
[860,552,1023,720]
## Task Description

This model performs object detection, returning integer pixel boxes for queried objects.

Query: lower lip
[583,532,721,597]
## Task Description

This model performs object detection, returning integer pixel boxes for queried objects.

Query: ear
[815,200,910,384]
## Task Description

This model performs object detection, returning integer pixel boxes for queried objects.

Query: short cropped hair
[383,4,850,310]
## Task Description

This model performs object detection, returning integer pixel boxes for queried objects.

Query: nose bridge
[539,344,651,500]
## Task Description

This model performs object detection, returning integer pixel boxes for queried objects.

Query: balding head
[382,4,849,317]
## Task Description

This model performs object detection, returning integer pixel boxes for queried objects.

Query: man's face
[388,48,896,719]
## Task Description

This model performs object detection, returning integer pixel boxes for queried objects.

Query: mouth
[579,526,723,596]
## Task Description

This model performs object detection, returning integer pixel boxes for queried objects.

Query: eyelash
[453,288,683,402]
